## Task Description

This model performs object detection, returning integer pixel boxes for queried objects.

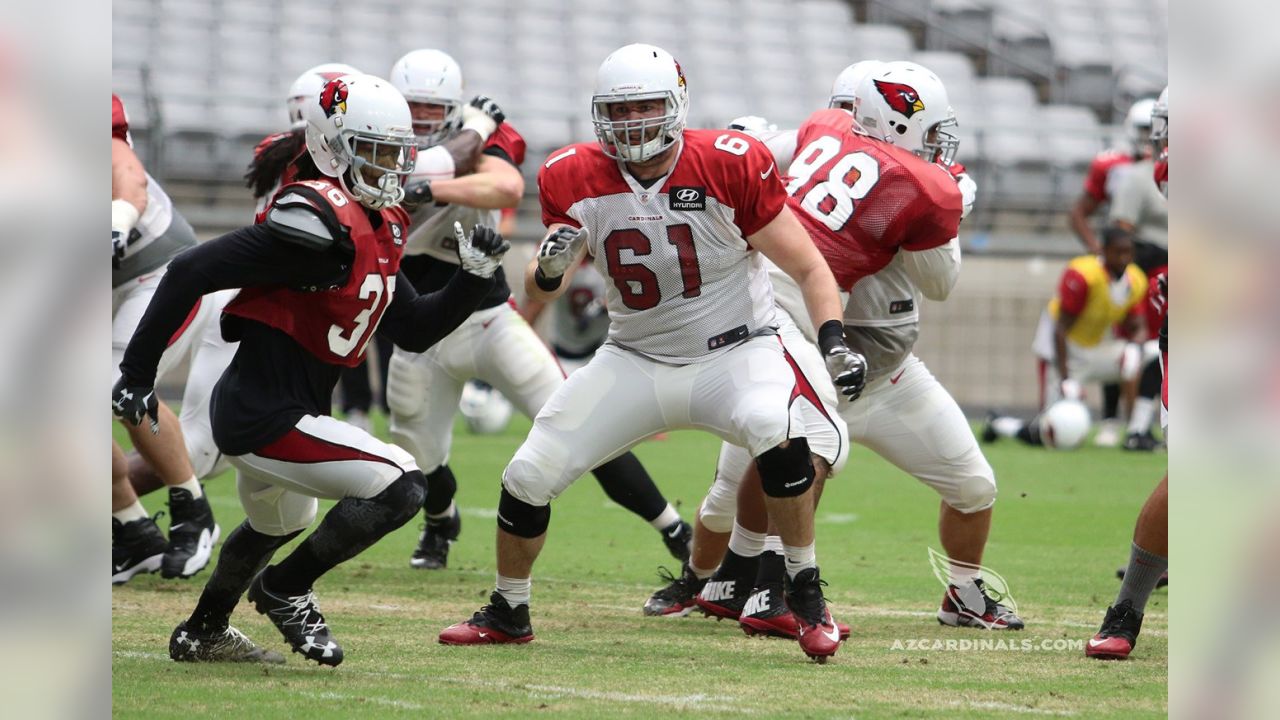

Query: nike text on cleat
[162,487,219,579]
[112,515,168,585]
[936,578,1025,630]
[439,591,534,645]
[247,569,344,666]
[696,575,753,620]
[785,567,842,662]
[643,564,706,617]
[411,506,462,570]
[740,583,851,641]
[1085,599,1144,660]
[169,621,285,664]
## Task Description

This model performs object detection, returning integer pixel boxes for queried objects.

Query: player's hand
[956,172,977,219]
[1150,272,1167,314]
[537,226,589,279]
[824,346,867,400]
[1060,378,1083,401]
[403,180,433,210]
[111,377,159,434]
[112,230,127,269]
[454,221,509,279]
[466,95,506,128]
[727,115,777,134]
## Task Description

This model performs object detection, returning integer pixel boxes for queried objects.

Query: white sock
[649,504,680,531]
[948,558,981,588]
[689,563,716,580]
[782,542,817,579]
[991,417,1024,438]
[728,522,767,558]
[495,574,531,607]
[427,500,457,522]
[113,501,148,523]
[170,476,202,499]
[762,534,784,553]
[1128,397,1156,435]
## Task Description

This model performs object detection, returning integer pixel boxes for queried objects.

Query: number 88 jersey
[537,129,785,364]
[787,109,962,292]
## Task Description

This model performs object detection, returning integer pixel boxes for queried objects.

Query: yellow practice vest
[1048,255,1148,348]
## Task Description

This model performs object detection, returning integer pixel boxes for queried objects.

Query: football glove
[536,226,589,279]
[112,230,127,270]
[402,180,434,211]
[454,221,509,279]
[824,346,868,400]
[467,95,506,127]
[727,115,777,134]
[112,376,159,434]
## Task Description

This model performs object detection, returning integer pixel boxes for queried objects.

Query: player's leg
[176,289,237,480]
[482,305,688,559]
[440,345,668,645]
[1088,475,1168,659]
[112,440,167,585]
[233,415,427,665]
[386,344,466,568]
[1123,345,1164,451]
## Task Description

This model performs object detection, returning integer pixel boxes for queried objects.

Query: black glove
[468,95,505,127]
[817,320,867,400]
[402,180,434,210]
[112,230,127,270]
[111,376,159,433]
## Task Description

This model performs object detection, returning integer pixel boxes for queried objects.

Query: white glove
[1060,378,1083,401]
[537,226,589,279]
[956,172,977,219]
[727,115,777,134]
[454,221,509,279]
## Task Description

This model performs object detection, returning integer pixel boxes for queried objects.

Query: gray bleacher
[113,0,1165,253]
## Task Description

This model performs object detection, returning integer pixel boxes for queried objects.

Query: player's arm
[111,138,148,261]
[429,154,524,209]
[902,237,962,301]
[524,223,588,303]
[1052,309,1079,393]
[1069,193,1103,254]
[403,96,508,207]
[379,223,507,351]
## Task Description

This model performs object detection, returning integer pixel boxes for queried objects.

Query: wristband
[817,319,846,356]
[111,198,141,234]
[534,266,563,292]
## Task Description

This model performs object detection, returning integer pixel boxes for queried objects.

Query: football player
[438,44,864,663]
[112,75,510,666]
[111,94,219,585]
[383,49,692,571]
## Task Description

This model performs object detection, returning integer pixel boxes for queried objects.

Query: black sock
[1102,382,1120,421]
[1139,359,1162,402]
[1016,421,1043,446]
[717,549,761,582]
[424,465,458,518]
[270,471,426,595]
[591,452,667,522]
[754,550,786,587]
[188,520,299,633]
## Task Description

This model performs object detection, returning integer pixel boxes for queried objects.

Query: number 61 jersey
[537,129,785,364]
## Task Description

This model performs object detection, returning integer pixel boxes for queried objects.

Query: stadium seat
[847,25,915,61]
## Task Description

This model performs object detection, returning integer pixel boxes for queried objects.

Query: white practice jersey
[538,130,787,364]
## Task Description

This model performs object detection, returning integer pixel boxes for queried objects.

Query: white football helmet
[1150,86,1168,147]
[459,380,514,435]
[1038,399,1091,450]
[591,43,689,163]
[388,49,465,148]
[828,59,884,111]
[854,61,959,164]
[304,73,417,211]
[1123,97,1157,155]
[287,63,360,129]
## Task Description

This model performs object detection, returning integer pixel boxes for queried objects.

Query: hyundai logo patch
[669,186,706,211]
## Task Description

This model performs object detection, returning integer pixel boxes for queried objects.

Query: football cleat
[1085,599,1144,660]
[937,578,1025,630]
[411,507,462,570]
[1123,431,1162,452]
[739,582,851,640]
[247,570,343,666]
[439,591,534,645]
[169,621,285,664]
[1115,566,1169,588]
[695,573,753,621]
[785,567,842,663]
[112,515,168,585]
[660,519,693,563]
[643,565,706,617]
[980,411,1000,444]
[162,487,220,579]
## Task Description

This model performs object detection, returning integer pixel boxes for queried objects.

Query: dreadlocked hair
[244,128,306,198]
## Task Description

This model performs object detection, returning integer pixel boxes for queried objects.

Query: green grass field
[112,414,1167,718]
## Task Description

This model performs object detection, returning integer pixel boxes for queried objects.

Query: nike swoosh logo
[114,563,128,573]
[667,526,683,539]
[1088,637,1108,648]
[889,370,906,384]
[477,631,488,639]
[760,163,775,180]
[482,319,495,330]
[170,523,187,531]
[820,624,841,643]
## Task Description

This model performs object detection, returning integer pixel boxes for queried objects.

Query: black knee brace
[755,438,815,498]
[424,465,458,515]
[497,486,551,538]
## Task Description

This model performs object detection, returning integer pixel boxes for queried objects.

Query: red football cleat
[439,592,534,646]
[1085,600,1143,660]
[740,582,852,641]
[785,568,842,663]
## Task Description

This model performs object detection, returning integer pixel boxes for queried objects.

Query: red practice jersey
[786,109,962,291]
[1082,150,1134,203]
[225,178,411,367]
[112,94,131,144]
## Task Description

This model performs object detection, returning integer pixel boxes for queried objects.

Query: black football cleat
[660,519,693,563]
[411,507,462,570]
[162,487,219,579]
[112,515,168,585]
[1086,599,1144,660]
[247,569,343,666]
[439,591,534,645]
[695,571,753,621]
[643,564,706,617]
[169,621,284,664]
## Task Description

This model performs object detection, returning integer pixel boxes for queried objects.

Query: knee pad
[698,476,739,534]
[945,472,998,514]
[755,438,815,498]
[497,486,551,539]
[386,351,427,417]
[373,470,428,525]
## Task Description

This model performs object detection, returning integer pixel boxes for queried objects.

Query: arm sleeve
[902,238,961,301]
[1057,268,1089,315]
[118,224,348,386]
[377,269,496,352]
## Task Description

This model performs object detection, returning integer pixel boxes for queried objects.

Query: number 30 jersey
[538,130,785,364]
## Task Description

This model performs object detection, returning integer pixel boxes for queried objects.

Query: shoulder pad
[265,193,338,251]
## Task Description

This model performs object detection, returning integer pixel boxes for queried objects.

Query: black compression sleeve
[378,269,495,352]
[817,319,846,356]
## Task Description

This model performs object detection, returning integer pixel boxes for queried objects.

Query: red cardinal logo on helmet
[318,78,349,118]
[874,79,925,118]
